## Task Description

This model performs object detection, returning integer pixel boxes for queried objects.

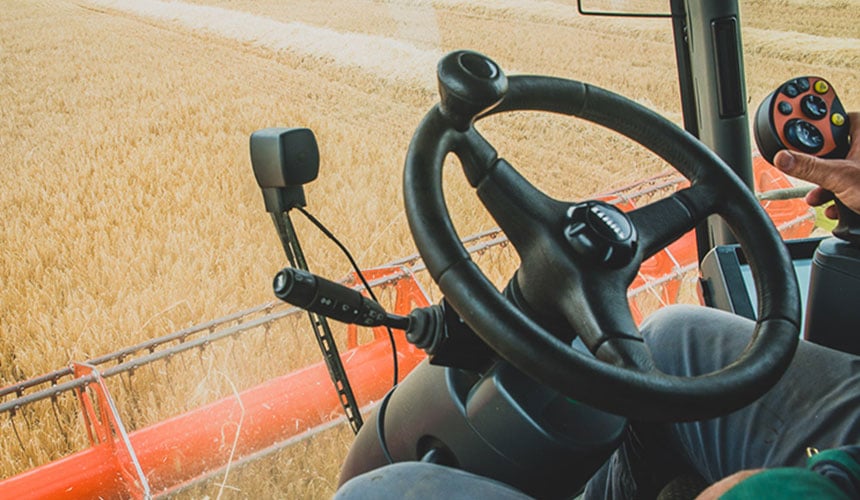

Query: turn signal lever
[273,268,494,371]
[754,76,859,245]
[273,268,405,329]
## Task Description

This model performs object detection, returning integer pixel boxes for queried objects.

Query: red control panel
[754,76,850,163]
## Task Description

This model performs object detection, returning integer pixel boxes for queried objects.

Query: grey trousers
[584,304,860,499]
[336,305,860,499]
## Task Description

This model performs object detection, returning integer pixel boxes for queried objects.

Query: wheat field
[1,0,858,497]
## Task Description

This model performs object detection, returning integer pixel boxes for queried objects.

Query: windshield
[1,1,857,497]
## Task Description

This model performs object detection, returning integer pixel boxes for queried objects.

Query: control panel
[754,76,850,162]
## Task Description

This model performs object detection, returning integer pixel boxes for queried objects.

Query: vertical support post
[270,212,364,434]
[250,126,363,432]
[680,0,755,256]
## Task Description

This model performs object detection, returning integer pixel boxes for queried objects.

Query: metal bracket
[72,363,152,500]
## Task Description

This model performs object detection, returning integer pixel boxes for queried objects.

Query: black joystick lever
[436,50,508,131]
[273,268,495,371]
[754,76,859,245]
[273,268,394,328]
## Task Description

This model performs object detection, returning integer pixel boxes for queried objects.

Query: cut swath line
[79,0,684,119]
[86,0,443,88]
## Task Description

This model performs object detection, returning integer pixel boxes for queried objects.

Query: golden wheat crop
[1,0,858,497]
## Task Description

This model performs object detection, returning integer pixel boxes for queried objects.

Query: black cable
[376,385,397,464]
[295,205,400,388]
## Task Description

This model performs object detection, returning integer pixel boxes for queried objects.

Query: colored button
[784,119,824,153]
[801,95,828,120]
[832,113,846,127]
[778,101,793,115]
[814,80,829,94]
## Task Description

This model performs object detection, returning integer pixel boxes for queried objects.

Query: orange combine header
[0,158,813,498]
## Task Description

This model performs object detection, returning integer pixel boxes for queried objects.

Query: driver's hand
[774,112,860,218]
[695,469,763,499]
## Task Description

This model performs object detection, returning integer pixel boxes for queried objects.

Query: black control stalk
[272,268,496,371]
[273,268,409,330]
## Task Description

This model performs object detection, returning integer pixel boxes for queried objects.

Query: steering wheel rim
[404,51,800,422]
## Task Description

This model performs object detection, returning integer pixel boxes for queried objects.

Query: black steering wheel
[404,51,800,422]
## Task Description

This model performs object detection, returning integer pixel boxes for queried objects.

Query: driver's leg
[585,304,860,499]
[334,462,533,500]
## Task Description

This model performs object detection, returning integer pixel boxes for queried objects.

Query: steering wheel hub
[565,201,638,268]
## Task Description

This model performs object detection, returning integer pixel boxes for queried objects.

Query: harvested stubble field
[1,0,858,497]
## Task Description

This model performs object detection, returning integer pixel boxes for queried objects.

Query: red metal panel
[0,335,425,499]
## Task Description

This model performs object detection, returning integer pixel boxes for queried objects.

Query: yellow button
[814,80,829,94]
[832,113,846,126]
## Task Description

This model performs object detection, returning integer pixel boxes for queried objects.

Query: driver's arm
[774,111,860,217]
[694,469,761,499]
[696,446,860,499]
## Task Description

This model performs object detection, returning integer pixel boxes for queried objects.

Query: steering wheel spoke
[630,184,717,260]
[475,157,568,252]
[536,275,658,375]
[448,126,569,255]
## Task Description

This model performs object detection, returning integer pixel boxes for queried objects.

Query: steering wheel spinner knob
[564,201,638,268]
[436,50,508,130]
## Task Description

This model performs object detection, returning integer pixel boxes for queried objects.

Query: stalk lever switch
[273,268,389,327]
